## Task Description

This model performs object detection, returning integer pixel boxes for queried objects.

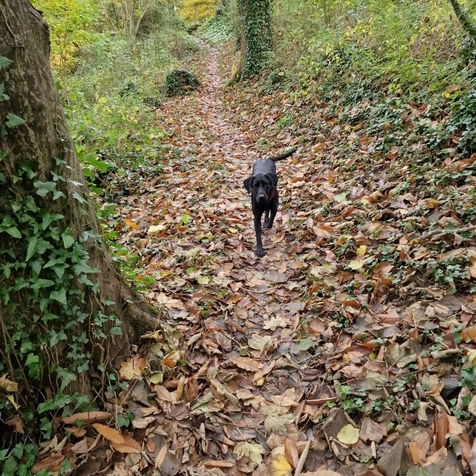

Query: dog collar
[266,188,275,203]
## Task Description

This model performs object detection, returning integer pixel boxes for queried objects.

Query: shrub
[164,69,200,96]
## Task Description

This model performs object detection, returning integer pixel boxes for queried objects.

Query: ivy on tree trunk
[0,0,157,445]
[237,0,272,77]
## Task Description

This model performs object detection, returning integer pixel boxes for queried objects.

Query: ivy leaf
[1,455,18,476]
[51,288,67,305]
[25,236,38,261]
[62,233,75,248]
[5,113,25,128]
[0,56,12,70]
[72,191,86,204]
[25,353,39,367]
[73,261,95,275]
[42,212,64,230]
[0,83,9,102]
[34,181,57,197]
[57,367,77,391]
[5,227,21,238]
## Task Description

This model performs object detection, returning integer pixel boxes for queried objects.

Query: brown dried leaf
[0,375,18,392]
[61,411,112,425]
[92,423,125,446]
[230,356,262,372]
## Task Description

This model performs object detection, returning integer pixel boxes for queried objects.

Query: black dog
[244,149,296,257]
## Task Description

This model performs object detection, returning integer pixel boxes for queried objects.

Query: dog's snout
[257,192,267,203]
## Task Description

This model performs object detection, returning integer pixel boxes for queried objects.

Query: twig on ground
[415,225,476,242]
[294,440,311,476]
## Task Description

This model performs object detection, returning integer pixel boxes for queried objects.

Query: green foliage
[31,0,101,72]
[55,22,198,195]
[164,69,200,96]
[271,0,476,159]
[448,80,476,155]
[197,3,235,44]
[0,161,121,442]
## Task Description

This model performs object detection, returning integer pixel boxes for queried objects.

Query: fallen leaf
[92,423,125,446]
[61,411,112,425]
[336,424,359,445]
[233,441,264,467]
[230,356,262,372]
[264,406,294,435]
[269,454,292,476]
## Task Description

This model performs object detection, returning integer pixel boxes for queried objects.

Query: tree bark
[448,0,476,41]
[0,0,157,397]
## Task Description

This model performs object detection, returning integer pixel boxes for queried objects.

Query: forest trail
[101,41,473,476]
[108,43,324,475]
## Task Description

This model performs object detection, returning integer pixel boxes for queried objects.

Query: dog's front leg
[254,212,265,257]
[265,208,277,229]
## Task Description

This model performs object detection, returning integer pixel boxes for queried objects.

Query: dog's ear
[267,173,278,189]
[244,177,253,193]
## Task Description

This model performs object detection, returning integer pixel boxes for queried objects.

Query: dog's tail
[270,148,297,162]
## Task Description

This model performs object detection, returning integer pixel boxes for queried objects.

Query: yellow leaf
[124,219,141,230]
[228,227,238,233]
[230,356,262,372]
[426,199,439,209]
[197,276,210,284]
[356,245,367,255]
[349,259,364,270]
[155,445,168,469]
[112,434,142,454]
[270,454,292,476]
[149,373,163,384]
[61,411,112,425]
[7,395,19,410]
[337,424,360,445]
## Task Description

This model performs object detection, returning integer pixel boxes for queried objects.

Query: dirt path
[99,41,475,476]
[109,44,322,475]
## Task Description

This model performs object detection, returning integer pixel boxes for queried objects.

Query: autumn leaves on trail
[76,42,476,475]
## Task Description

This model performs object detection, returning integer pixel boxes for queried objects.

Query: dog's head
[244,173,278,203]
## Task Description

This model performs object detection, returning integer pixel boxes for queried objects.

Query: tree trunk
[448,0,476,41]
[0,0,157,437]
[237,0,272,77]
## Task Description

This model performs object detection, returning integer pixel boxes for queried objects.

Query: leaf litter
[31,42,476,475]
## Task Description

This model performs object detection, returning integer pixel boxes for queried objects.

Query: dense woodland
[1,0,476,475]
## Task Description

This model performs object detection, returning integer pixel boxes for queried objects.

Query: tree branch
[448,0,476,40]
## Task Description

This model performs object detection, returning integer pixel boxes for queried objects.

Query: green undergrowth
[276,0,475,158]
[36,1,200,197]
[197,2,235,44]
[35,2,205,291]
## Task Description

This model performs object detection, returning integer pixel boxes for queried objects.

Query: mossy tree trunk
[237,0,272,77]
[0,0,157,443]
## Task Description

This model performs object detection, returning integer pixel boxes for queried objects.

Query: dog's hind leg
[263,210,271,229]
